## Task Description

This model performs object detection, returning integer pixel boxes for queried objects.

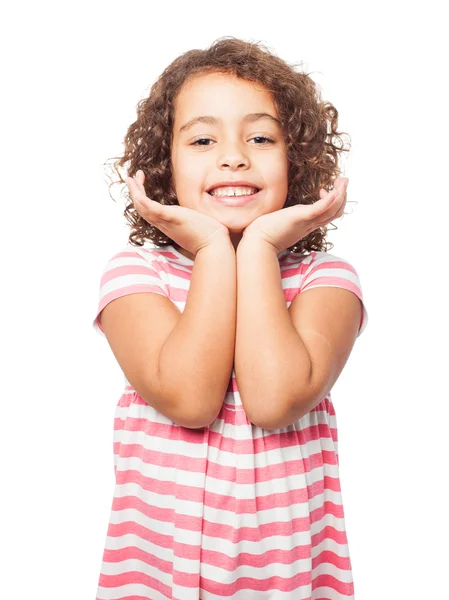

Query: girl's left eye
[191,136,275,146]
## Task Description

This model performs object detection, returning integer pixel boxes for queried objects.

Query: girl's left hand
[242,177,349,253]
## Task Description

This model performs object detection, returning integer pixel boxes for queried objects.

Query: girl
[93,37,368,599]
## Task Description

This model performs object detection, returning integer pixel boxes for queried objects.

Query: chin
[216,207,260,225]
[218,218,251,233]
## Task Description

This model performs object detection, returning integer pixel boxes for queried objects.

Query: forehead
[173,73,278,126]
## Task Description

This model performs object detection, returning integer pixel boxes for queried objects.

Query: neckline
[168,244,195,265]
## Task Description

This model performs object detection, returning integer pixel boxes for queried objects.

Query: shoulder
[282,249,355,266]
[95,243,174,297]
[100,243,182,274]
[281,249,353,280]
[93,243,171,337]
[281,250,369,336]
[301,250,362,284]
[281,249,361,278]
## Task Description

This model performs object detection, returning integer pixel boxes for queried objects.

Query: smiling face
[170,72,289,258]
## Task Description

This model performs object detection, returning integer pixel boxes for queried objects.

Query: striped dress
[92,243,368,600]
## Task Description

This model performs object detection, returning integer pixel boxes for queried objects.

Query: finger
[332,181,348,217]
[127,174,149,205]
[136,169,145,183]
[317,189,347,227]
[132,170,145,193]
[310,187,340,218]
[311,182,346,228]
[127,176,160,217]
[321,179,347,218]
[126,176,143,202]
[330,184,347,216]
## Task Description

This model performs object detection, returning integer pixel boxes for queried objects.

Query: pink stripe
[112,439,339,483]
[201,568,312,595]
[98,563,314,594]
[99,262,164,286]
[98,570,171,594]
[110,461,338,512]
[101,537,316,569]
[107,491,345,539]
[304,255,357,277]
[97,284,167,315]
[302,274,362,298]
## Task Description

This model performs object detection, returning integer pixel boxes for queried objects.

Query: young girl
[93,37,368,600]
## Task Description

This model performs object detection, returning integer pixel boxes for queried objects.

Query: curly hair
[104,36,352,255]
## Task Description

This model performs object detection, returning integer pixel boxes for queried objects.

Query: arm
[235,237,313,428]
[158,238,237,428]
[235,237,362,430]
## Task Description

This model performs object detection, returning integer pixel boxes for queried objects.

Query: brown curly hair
[104,36,352,255]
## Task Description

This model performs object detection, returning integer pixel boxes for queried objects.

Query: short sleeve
[92,247,169,338]
[300,251,369,337]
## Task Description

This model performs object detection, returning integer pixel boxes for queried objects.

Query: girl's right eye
[191,138,213,146]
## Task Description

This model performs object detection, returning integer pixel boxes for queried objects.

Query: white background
[2,1,447,598]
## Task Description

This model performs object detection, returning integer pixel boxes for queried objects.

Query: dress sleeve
[93,247,169,338]
[300,251,369,337]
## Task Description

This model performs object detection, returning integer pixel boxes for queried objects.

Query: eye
[250,136,275,144]
[191,138,214,146]
[190,136,275,146]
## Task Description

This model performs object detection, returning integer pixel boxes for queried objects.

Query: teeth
[210,186,258,197]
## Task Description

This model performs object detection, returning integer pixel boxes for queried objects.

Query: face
[170,72,289,258]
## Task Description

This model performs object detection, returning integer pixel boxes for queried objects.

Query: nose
[217,140,250,169]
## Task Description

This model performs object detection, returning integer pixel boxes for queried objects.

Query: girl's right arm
[158,237,236,427]
[100,172,236,429]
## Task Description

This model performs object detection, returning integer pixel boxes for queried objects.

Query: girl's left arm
[235,237,362,430]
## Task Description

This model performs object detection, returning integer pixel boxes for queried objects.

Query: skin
[170,72,289,260]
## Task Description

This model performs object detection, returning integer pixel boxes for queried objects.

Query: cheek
[265,153,288,181]
[176,158,204,187]
[269,171,289,197]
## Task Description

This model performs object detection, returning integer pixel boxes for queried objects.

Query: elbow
[183,410,220,430]
[249,408,309,431]
[176,393,224,430]
[240,365,317,430]
[139,375,225,429]
[245,394,314,431]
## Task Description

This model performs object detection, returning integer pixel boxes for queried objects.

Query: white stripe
[200,555,353,587]
[112,421,338,465]
[106,504,349,552]
[112,453,341,498]
[109,482,346,533]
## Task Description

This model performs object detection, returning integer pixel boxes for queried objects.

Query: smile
[207,189,262,206]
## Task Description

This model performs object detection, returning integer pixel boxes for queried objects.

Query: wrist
[198,234,235,256]
[237,232,279,256]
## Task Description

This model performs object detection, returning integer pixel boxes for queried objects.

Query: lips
[208,189,262,207]
[207,187,260,196]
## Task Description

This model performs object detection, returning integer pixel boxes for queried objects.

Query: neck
[230,232,243,252]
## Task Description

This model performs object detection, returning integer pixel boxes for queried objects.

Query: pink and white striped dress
[92,243,368,600]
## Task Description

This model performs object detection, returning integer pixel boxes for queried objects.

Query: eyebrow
[179,112,282,134]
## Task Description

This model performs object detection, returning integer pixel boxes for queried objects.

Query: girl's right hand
[127,170,230,256]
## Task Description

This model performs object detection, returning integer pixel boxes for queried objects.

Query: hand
[242,177,349,253]
[127,170,230,256]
